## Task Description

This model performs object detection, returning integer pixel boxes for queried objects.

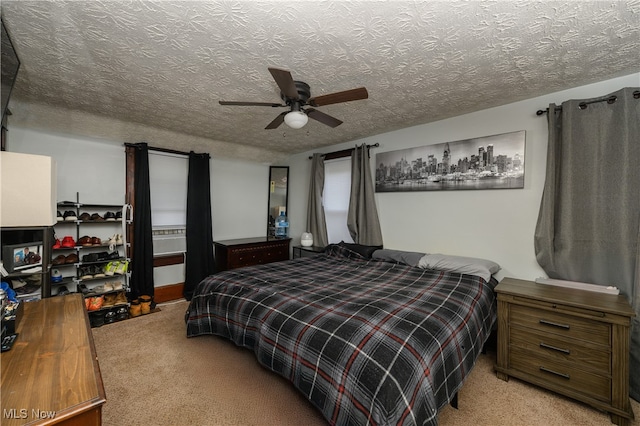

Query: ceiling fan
[219,67,368,130]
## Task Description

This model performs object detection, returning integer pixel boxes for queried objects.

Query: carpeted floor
[92,300,640,426]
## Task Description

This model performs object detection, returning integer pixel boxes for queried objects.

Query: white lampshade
[284,111,308,129]
[1,152,57,227]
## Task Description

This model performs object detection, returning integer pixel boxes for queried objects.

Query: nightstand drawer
[510,347,611,402]
[510,304,610,346]
[510,326,610,374]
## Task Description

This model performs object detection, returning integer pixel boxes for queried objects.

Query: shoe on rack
[79,266,93,280]
[104,211,117,221]
[52,254,66,265]
[111,281,123,291]
[88,296,104,311]
[103,293,117,307]
[104,261,117,276]
[115,211,122,220]
[85,297,91,310]
[92,265,106,278]
[79,212,91,221]
[57,286,70,296]
[65,253,79,264]
[57,211,64,222]
[106,234,118,251]
[91,237,102,246]
[82,253,99,263]
[78,283,90,295]
[104,310,117,324]
[53,238,62,249]
[90,311,105,327]
[115,291,127,305]
[116,234,123,245]
[90,213,105,221]
[78,236,92,246]
[114,260,129,275]
[116,306,128,321]
[63,210,78,221]
[61,236,76,248]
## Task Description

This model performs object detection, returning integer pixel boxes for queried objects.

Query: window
[323,157,354,244]
[149,152,187,255]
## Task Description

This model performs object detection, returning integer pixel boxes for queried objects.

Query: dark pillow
[372,249,426,267]
[338,241,383,259]
[323,242,380,260]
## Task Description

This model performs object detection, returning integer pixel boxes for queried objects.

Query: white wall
[5,127,269,285]
[286,72,640,281]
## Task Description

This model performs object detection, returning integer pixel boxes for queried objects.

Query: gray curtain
[306,153,328,247]
[534,87,640,400]
[347,144,383,246]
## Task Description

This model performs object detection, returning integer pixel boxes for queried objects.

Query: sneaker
[61,236,76,248]
[104,310,117,324]
[78,236,92,246]
[57,211,64,222]
[79,266,93,280]
[104,211,117,221]
[57,286,70,296]
[79,212,91,221]
[104,261,117,276]
[103,293,117,307]
[90,312,105,327]
[92,265,106,278]
[114,260,129,275]
[88,296,104,311]
[90,213,105,221]
[116,306,128,321]
[63,210,77,221]
[115,291,127,305]
[52,238,62,249]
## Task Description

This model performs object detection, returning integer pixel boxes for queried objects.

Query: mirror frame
[267,166,289,237]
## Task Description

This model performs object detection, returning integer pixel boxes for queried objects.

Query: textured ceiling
[2,1,639,163]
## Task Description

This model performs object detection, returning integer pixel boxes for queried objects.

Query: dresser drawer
[510,346,611,402]
[510,326,610,374]
[510,304,610,347]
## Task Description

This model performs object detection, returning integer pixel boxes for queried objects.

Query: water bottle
[275,212,289,238]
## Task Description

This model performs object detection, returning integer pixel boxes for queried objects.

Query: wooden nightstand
[292,245,325,259]
[494,277,635,425]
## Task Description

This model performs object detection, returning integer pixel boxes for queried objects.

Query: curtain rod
[536,91,640,116]
[308,143,379,160]
[124,143,210,159]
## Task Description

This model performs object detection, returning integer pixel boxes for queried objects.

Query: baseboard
[154,283,184,303]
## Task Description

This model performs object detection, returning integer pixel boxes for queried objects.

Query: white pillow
[417,253,500,282]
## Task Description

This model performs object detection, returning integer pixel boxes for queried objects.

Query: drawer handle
[539,366,570,380]
[539,319,570,330]
[539,342,570,355]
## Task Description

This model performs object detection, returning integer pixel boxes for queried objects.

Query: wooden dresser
[495,277,635,425]
[214,237,291,271]
[1,294,106,425]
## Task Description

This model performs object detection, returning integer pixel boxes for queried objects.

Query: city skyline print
[375,130,525,192]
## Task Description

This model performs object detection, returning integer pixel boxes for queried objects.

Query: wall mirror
[267,166,289,237]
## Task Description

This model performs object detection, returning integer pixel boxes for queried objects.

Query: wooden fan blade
[219,101,284,107]
[306,108,343,128]
[265,112,287,129]
[308,87,368,107]
[268,67,299,100]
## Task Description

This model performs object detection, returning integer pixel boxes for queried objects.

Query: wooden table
[1,294,106,425]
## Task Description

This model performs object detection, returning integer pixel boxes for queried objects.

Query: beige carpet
[92,300,640,426]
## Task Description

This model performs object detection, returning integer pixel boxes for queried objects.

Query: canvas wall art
[375,130,525,192]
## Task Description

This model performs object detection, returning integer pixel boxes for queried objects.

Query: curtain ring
[633,91,640,99]
[606,95,617,104]
[578,102,588,110]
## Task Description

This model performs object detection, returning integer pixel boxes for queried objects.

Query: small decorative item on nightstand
[301,232,313,247]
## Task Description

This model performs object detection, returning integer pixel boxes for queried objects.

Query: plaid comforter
[186,247,497,426]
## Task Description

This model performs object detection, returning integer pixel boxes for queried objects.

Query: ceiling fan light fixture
[284,111,308,129]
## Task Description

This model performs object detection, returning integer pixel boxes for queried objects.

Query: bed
[186,243,499,425]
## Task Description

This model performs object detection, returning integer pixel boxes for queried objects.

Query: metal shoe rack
[52,194,133,326]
